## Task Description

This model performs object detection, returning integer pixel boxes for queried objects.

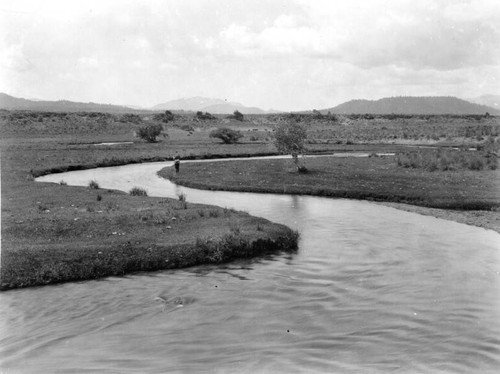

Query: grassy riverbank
[0,113,300,290]
[163,156,500,233]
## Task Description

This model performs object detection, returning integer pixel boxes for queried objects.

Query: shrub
[129,187,148,196]
[59,180,67,185]
[312,109,324,119]
[120,114,142,124]
[180,124,195,132]
[230,110,244,121]
[88,180,99,189]
[137,124,164,143]
[209,127,243,144]
[196,111,216,120]
[153,110,174,123]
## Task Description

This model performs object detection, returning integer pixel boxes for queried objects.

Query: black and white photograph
[1,0,499,372]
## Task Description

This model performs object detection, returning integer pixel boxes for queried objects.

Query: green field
[1,110,499,289]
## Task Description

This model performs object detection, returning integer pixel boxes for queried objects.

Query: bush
[196,111,216,120]
[88,180,99,189]
[179,124,194,132]
[129,187,148,196]
[230,110,244,121]
[137,124,164,143]
[153,110,174,123]
[120,114,142,124]
[209,127,243,144]
[312,109,324,119]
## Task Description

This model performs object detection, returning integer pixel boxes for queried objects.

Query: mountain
[0,93,145,113]
[322,96,500,115]
[466,95,500,110]
[152,96,268,114]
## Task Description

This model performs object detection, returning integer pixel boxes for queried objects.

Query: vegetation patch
[129,187,148,196]
[163,156,499,212]
[209,127,244,144]
[396,148,497,171]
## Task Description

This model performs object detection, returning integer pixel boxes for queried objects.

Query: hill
[0,93,145,113]
[152,96,269,114]
[323,96,500,115]
[466,95,500,110]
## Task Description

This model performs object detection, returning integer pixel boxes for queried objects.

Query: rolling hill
[0,93,144,113]
[152,96,269,114]
[322,96,500,115]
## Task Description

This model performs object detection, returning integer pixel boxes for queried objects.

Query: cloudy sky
[1,0,499,111]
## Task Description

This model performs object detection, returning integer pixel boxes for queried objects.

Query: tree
[152,110,174,123]
[209,127,243,144]
[273,121,308,172]
[232,110,244,121]
[137,124,164,143]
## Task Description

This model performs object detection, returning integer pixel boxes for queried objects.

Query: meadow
[1,110,499,289]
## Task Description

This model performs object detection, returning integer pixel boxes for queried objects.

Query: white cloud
[1,0,499,110]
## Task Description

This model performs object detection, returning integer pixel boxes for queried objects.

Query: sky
[1,0,499,111]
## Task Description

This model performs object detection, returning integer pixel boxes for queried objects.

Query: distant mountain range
[0,93,273,114]
[0,93,141,113]
[1,93,499,115]
[152,96,272,114]
[322,96,500,115]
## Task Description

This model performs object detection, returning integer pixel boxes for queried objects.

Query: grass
[163,156,500,211]
[0,116,301,290]
[1,110,499,289]
[396,148,497,171]
[129,187,148,196]
[88,180,100,189]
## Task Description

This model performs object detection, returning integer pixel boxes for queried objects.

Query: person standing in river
[174,154,180,173]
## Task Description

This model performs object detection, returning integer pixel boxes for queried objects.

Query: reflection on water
[1,161,499,373]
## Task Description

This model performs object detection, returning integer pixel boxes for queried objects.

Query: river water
[1,160,500,373]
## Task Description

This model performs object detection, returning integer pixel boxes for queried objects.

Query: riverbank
[162,156,500,234]
[0,141,298,290]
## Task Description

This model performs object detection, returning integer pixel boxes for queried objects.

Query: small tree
[152,110,174,123]
[209,127,243,144]
[232,110,244,121]
[137,124,164,143]
[164,110,175,121]
[273,121,308,172]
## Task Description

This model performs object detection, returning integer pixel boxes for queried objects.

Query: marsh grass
[88,180,100,189]
[129,187,148,196]
[396,148,497,171]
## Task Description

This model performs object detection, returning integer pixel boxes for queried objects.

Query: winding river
[1,159,500,373]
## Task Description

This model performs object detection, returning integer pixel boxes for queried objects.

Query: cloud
[1,0,498,110]
[219,0,500,70]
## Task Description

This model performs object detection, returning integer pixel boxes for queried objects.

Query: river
[1,159,499,373]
